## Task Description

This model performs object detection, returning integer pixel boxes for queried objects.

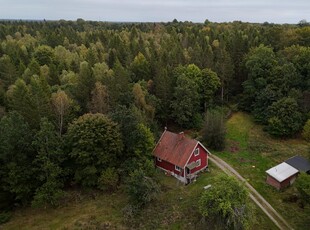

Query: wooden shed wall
[266,173,298,190]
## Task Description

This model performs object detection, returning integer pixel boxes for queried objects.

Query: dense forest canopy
[0,19,309,211]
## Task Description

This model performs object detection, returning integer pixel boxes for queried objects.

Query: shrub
[199,175,253,229]
[302,120,310,141]
[98,167,119,192]
[0,212,11,224]
[32,181,64,208]
[126,168,160,207]
[295,173,310,205]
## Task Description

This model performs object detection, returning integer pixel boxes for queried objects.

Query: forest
[0,19,309,227]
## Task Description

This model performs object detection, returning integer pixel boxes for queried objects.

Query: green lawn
[215,112,310,230]
[2,190,127,230]
[2,161,276,229]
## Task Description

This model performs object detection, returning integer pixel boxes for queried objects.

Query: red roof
[153,130,198,168]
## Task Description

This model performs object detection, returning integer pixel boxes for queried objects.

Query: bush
[202,109,226,151]
[0,212,11,224]
[98,167,119,192]
[126,168,160,207]
[32,181,64,208]
[302,119,310,141]
[199,175,253,229]
[295,173,310,205]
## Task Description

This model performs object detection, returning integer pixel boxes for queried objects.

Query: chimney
[179,131,185,140]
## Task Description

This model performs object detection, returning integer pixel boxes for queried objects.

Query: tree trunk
[221,85,224,104]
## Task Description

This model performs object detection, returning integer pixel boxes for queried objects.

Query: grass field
[2,160,277,230]
[215,112,310,229]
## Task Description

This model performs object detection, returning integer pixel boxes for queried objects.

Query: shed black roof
[285,156,310,173]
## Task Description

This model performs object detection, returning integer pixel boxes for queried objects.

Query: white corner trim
[184,142,211,168]
[184,142,199,167]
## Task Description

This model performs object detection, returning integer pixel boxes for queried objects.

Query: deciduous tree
[201,68,221,111]
[171,65,202,128]
[241,45,277,111]
[51,90,72,136]
[199,175,253,229]
[266,97,304,137]
[66,113,123,187]
[33,45,55,66]
[132,82,155,121]
[130,52,151,82]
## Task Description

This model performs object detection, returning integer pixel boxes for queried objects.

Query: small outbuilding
[266,162,299,190]
[153,130,210,184]
[285,155,310,174]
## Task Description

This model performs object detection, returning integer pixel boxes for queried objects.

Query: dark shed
[285,156,310,174]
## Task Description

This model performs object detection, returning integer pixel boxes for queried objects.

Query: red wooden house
[153,130,210,184]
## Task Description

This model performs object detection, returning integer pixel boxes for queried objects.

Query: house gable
[185,143,208,174]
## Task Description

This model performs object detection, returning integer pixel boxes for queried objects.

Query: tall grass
[217,112,310,229]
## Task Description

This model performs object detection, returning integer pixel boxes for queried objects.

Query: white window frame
[196,159,201,167]
[194,148,199,156]
[157,157,162,162]
[175,165,182,172]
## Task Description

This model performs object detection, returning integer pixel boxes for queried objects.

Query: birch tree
[51,90,71,136]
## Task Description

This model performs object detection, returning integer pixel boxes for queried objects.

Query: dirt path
[209,154,293,230]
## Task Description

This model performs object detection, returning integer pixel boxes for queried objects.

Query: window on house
[196,159,201,167]
[175,165,182,171]
[194,148,199,156]
[157,157,162,162]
